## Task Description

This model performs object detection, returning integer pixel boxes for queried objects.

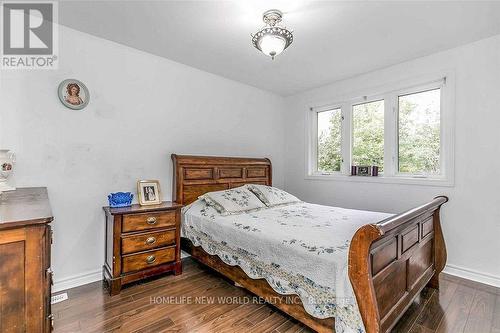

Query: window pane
[398,89,440,174]
[317,108,342,172]
[352,100,384,171]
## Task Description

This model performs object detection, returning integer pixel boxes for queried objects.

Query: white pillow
[199,186,266,215]
[246,184,301,207]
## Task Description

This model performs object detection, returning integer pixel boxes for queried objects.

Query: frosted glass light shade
[258,35,286,59]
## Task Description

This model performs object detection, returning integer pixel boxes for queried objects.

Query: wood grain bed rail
[171,154,448,333]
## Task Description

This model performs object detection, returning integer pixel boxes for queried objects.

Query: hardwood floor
[53,258,500,333]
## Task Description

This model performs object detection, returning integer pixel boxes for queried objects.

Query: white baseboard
[52,269,102,293]
[444,264,500,288]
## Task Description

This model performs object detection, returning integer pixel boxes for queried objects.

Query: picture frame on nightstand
[137,180,161,205]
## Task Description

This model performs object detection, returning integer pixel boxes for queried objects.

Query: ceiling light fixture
[252,9,293,60]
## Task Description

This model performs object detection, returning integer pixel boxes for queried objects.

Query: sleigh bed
[172,154,448,333]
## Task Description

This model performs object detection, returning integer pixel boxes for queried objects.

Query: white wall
[0,26,285,291]
[2,23,499,292]
[284,35,500,286]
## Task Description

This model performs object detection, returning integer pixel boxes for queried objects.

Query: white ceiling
[59,1,500,96]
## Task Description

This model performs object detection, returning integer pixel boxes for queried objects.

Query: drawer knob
[146,255,156,264]
[145,237,156,245]
[146,216,157,225]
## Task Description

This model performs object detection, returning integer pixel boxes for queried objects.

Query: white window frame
[309,105,344,174]
[306,72,455,186]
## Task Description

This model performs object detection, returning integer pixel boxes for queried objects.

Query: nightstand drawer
[122,211,176,233]
[122,247,176,274]
[121,230,176,254]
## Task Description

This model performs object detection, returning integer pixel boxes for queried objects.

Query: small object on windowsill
[108,192,133,208]
[351,165,379,176]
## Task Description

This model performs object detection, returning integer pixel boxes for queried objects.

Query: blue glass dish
[108,192,133,208]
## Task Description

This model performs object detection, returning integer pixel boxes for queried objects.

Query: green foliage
[318,110,342,172]
[352,101,384,171]
[317,102,385,173]
[398,95,440,174]
[316,91,440,175]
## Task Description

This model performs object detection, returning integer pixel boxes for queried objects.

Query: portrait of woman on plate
[65,83,84,106]
[58,79,90,110]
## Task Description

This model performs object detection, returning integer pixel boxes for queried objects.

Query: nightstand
[102,201,183,295]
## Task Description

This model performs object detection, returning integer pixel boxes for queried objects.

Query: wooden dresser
[0,187,53,332]
[103,202,183,295]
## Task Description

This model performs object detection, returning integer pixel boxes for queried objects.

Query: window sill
[305,173,454,187]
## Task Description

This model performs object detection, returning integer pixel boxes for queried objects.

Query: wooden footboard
[348,196,448,333]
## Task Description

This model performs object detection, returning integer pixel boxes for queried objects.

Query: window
[398,89,440,175]
[307,74,453,185]
[352,100,384,171]
[317,108,342,172]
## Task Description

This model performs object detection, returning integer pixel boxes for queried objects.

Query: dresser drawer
[122,211,176,233]
[121,230,176,255]
[122,247,176,273]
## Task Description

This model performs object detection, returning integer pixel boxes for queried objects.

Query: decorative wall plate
[58,79,90,110]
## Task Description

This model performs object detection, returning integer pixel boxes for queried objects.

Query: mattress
[181,199,393,333]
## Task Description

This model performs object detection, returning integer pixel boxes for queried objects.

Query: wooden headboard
[171,154,272,205]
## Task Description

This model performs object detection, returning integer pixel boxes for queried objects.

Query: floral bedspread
[181,200,393,333]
